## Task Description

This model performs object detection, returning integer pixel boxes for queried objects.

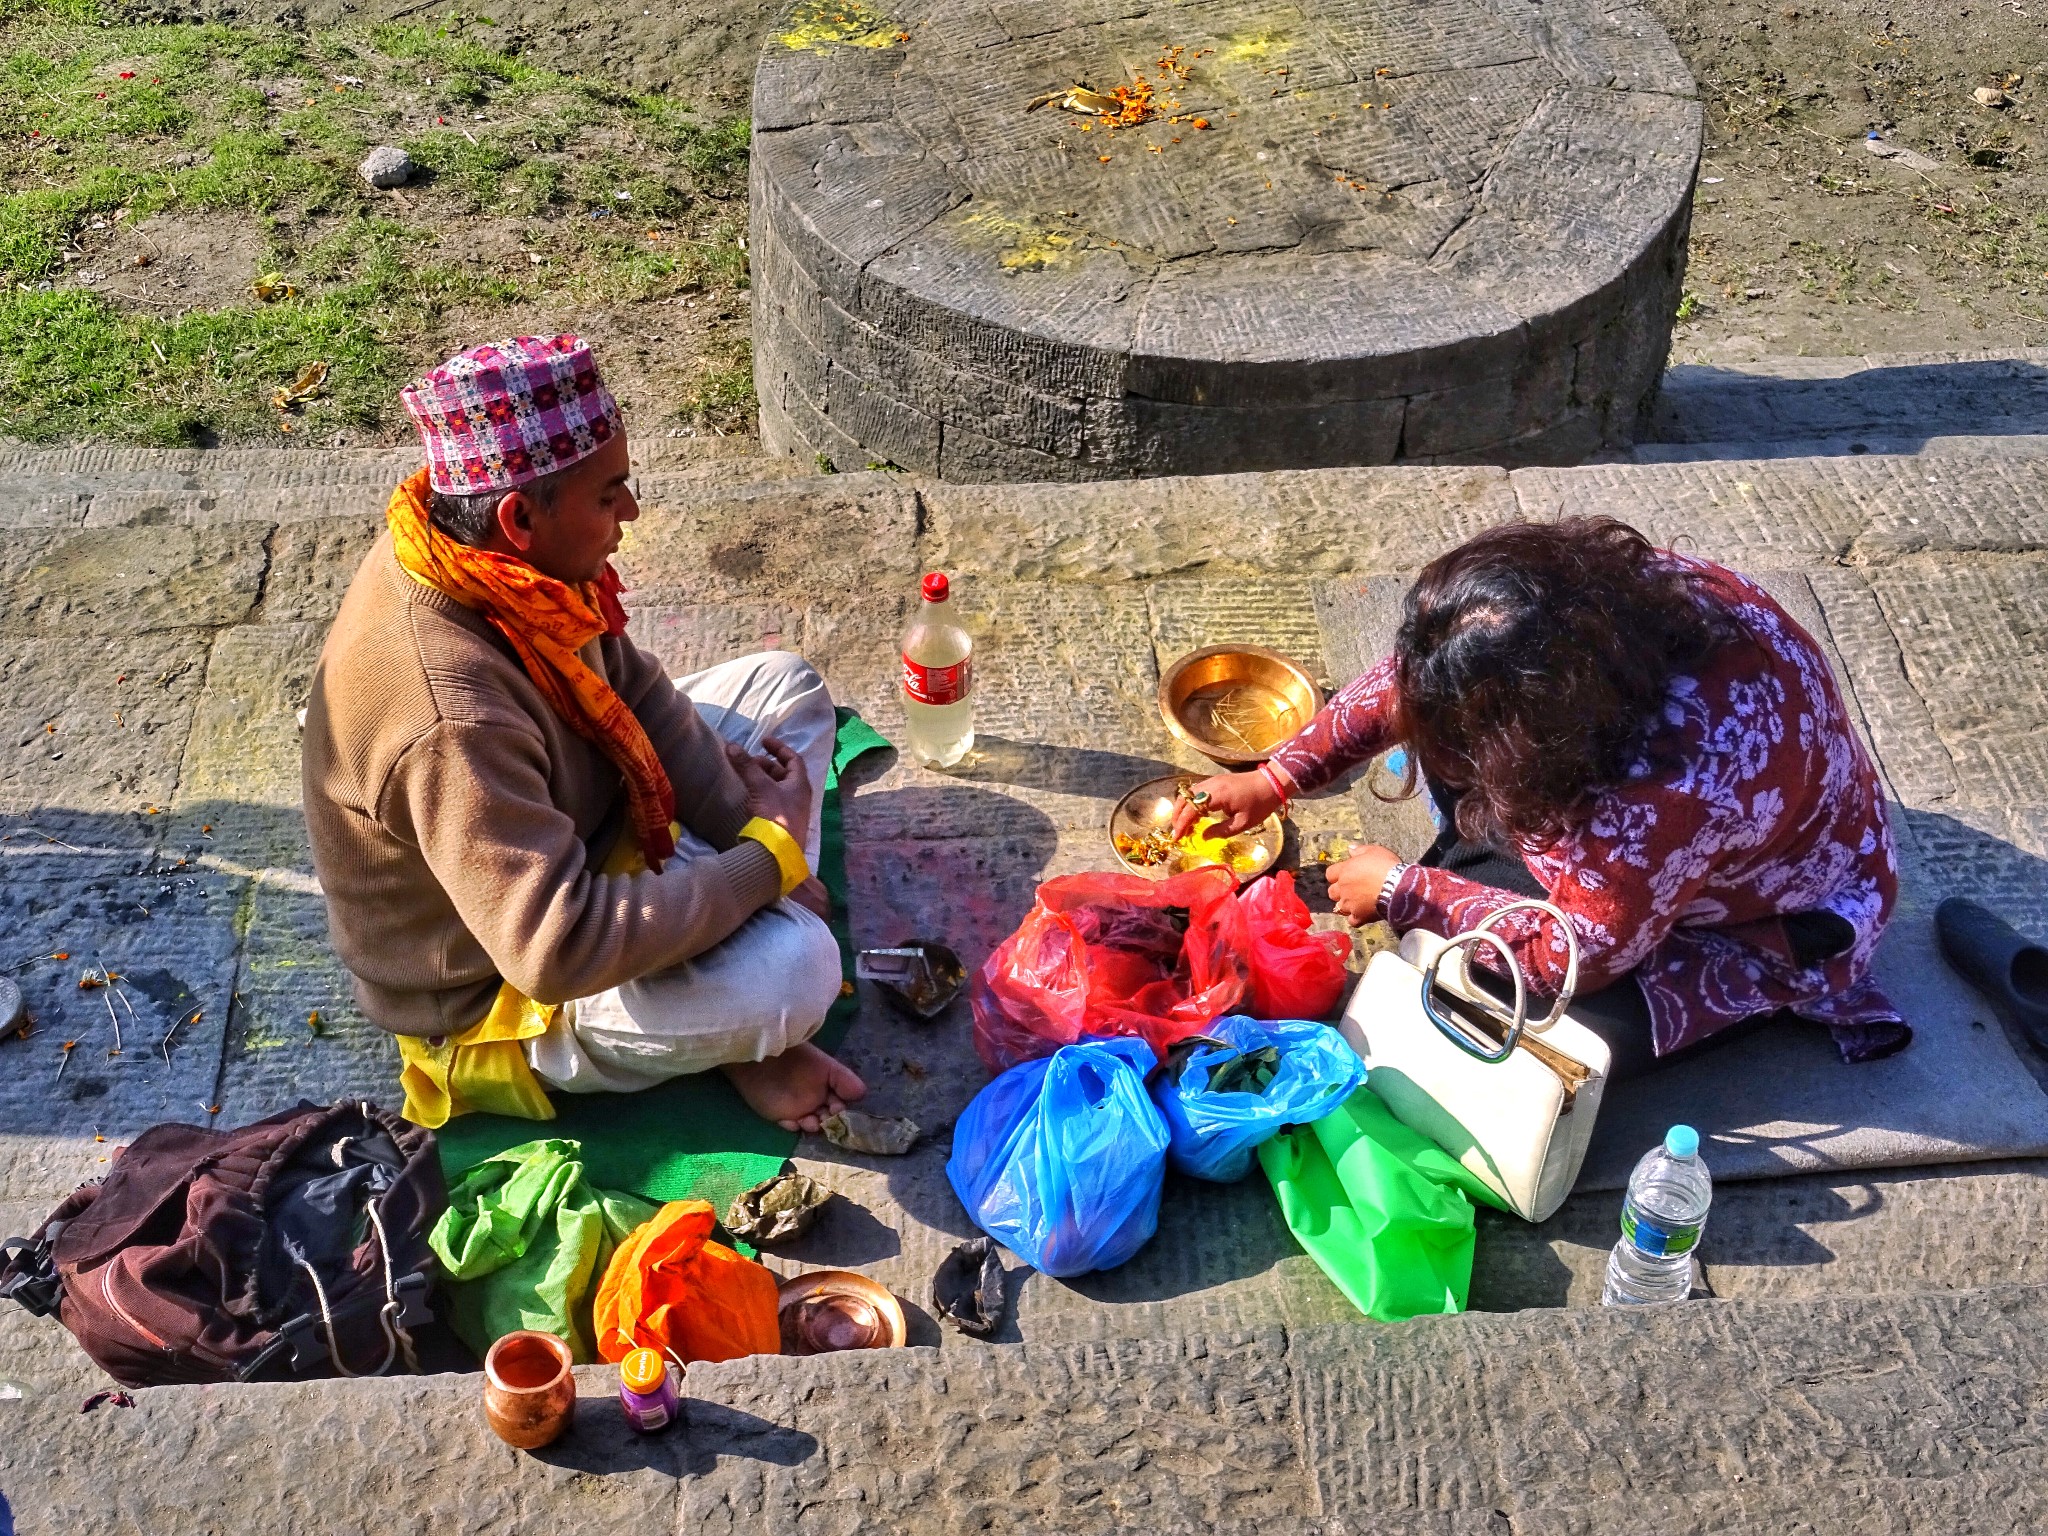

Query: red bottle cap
[922,572,950,603]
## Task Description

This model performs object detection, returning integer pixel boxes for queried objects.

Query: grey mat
[1578,888,2048,1188]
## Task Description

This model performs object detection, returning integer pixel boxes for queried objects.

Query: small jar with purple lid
[618,1347,681,1433]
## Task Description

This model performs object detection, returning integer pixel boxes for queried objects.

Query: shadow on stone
[1647,358,2048,455]
[526,1393,819,1475]
[676,1399,822,1475]
[1054,1175,1304,1309]
[947,735,1180,800]
[765,1190,904,1268]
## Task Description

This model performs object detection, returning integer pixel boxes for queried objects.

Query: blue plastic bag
[946,1036,1170,1278]
[1151,1015,1366,1182]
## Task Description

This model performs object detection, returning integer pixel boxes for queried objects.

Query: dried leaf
[725,1172,831,1243]
[931,1235,1007,1337]
[252,272,300,302]
[271,360,330,410]
[820,1109,920,1155]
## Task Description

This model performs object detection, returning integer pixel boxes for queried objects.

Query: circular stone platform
[750,0,1702,481]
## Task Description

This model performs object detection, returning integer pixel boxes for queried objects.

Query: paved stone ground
[10,1287,2048,1531]
[751,0,1700,478]
[4,363,2048,1528]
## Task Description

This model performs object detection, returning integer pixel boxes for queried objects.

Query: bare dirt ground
[1645,0,2048,364]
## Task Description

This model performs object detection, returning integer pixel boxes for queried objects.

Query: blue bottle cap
[1665,1125,1700,1159]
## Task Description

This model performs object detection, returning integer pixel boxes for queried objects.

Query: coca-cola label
[902,654,971,705]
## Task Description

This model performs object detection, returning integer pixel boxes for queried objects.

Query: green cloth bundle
[429,1137,657,1361]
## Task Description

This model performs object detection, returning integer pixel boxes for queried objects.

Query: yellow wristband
[738,816,810,897]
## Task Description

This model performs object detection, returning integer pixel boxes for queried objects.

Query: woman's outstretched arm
[1266,655,1401,795]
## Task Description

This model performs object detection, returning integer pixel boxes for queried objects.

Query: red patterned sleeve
[1268,655,1400,794]
[1384,774,1723,997]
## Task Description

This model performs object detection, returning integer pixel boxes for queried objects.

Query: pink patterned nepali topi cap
[400,334,624,495]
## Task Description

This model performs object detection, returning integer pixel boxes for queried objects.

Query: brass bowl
[1108,774,1283,884]
[776,1270,907,1355]
[1158,645,1324,766]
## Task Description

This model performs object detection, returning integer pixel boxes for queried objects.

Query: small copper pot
[482,1331,576,1449]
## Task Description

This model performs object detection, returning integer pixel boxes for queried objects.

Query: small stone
[358,145,413,189]
[1975,86,2011,109]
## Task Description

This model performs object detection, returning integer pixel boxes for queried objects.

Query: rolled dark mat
[1936,897,2048,1051]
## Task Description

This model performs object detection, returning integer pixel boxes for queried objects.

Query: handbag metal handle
[1471,899,1580,1032]
[1420,930,1527,1064]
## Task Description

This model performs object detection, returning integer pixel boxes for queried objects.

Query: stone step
[0,436,801,529]
[1642,349,2048,450]
[5,1282,2047,1533]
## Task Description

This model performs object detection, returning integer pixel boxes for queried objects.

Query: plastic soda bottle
[1601,1124,1712,1306]
[900,572,974,768]
[618,1347,679,1433]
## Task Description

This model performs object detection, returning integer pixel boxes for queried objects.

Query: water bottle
[900,572,974,768]
[1601,1124,1711,1306]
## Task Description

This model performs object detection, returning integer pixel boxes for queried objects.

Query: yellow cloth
[738,816,809,896]
[395,817,684,1127]
[398,985,557,1129]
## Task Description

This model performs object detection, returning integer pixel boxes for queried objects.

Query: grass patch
[0,8,753,444]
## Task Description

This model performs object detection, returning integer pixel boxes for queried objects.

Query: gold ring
[1186,787,1211,806]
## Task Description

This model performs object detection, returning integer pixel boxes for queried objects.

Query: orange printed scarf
[385,469,677,867]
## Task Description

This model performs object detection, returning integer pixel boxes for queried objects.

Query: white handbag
[1336,900,1610,1223]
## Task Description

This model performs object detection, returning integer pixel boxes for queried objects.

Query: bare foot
[721,1043,868,1133]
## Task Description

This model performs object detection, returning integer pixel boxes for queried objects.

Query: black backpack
[1,1101,448,1388]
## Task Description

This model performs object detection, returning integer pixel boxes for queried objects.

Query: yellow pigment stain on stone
[966,210,1079,271]
[778,0,904,52]
[1220,32,1286,62]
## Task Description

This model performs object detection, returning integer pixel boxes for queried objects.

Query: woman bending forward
[1182,517,1906,1080]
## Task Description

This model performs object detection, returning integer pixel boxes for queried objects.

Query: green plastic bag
[1258,1085,1502,1323]
[429,1138,658,1362]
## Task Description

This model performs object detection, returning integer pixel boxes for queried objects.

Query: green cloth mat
[434,708,892,1215]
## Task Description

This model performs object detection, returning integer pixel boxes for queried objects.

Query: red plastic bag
[1240,871,1352,1020]
[972,867,1250,1072]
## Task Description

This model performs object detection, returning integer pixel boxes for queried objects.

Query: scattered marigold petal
[1192,117,1210,129]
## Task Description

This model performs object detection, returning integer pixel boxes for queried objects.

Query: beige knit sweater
[301,531,783,1037]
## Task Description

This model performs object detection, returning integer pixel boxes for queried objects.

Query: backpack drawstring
[366,1198,422,1375]
[291,1194,420,1378]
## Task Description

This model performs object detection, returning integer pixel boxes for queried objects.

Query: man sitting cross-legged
[301,334,866,1132]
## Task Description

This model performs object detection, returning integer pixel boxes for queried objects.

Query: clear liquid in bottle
[901,572,974,769]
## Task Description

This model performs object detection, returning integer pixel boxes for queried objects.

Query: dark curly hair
[1390,517,1744,848]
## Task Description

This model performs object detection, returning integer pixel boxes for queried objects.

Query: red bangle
[1258,760,1291,804]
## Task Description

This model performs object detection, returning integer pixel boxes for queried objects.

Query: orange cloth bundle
[592,1200,781,1364]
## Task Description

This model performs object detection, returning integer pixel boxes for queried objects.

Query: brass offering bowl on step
[776,1270,908,1355]
[1108,774,1284,884]
[1158,646,1323,767]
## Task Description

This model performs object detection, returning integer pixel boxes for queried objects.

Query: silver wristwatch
[1375,860,1410,921]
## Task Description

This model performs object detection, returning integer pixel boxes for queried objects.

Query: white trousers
[525,650,843,1093]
